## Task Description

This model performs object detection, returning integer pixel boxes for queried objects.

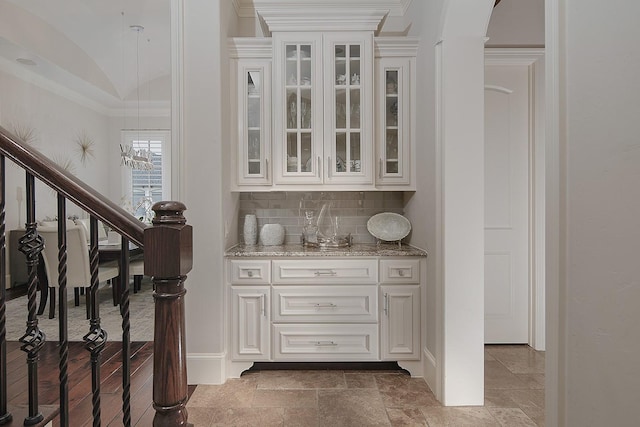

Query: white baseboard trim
[423,347,438,396]
[187,352,226,385]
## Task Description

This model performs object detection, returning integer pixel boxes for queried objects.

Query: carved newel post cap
[145,201,193,277]
[152,201,187,225]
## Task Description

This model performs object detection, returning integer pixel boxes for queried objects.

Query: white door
[484,64,530,343]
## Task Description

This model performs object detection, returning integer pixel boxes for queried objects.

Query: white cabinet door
[273,32,374,186]
[484,63,530,344]
[235,60,272,186]
[322,32,374,185]
[232,286,270,360]
[273,33,324,184]
[380,285,420,360]
[375,56,413,187]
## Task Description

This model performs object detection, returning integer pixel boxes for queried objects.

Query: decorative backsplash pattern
[238,192,406,244]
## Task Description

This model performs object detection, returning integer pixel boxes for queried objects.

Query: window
[121,130,171,222]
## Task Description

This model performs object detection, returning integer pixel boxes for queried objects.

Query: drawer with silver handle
[272,259,377,284]
[272,324,378,361]
[229,260,271,284]
[380,259,420,283]
[272,285,378,322]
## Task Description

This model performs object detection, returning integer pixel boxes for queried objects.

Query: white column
[437,35,486,406]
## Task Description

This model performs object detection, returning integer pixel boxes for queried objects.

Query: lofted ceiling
[0,0,170,110]
[0,0,418,111]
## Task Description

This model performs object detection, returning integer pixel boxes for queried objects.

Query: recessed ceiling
[0,0,171,110]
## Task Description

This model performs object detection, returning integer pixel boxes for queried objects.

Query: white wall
[0,67,112,226]
[487,0,544,47]
[554,0,640,424]
[402,0,443,395]
[181,0,236,384]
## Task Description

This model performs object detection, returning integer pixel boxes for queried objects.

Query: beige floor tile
[486,346,545,375]
[380,388,440,409]
[257,370,347,390]
[484,389,520,408]
[252,389,317,408]
[186,407,214,426]
[318,389,390,426]
[485,361,529,390]
[284,407,319,427]
[374,373,413,392]
[209,407,284,426]
[420,407,499,426]
[515,373,545,389]
[186,377,258,408]
[508,389,545,409]
[345,372,378,388]
[386,407,428,426]
[488,407,537,427]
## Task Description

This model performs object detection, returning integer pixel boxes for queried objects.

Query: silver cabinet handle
[314,341,338,347]
[398,269,405,277]
[384,293,389,315]
[317,156,321,177]
[311,302,337,308]
[314,270,337,276]
[261,294,266,316]
[247,270,254,278]
[265,158,269,179]
[327,156,332,178]
[379,158,383,179]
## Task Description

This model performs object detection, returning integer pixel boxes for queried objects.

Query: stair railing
[0,125,192,426]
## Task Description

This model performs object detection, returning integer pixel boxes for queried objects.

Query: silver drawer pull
[314,341,338,347]
[312,303,337,308]
[246,270,254,278]
[314,270,337,276]
[398,269,405,277]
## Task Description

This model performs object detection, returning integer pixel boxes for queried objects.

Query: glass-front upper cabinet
[273,32,373,186]
[323,33,373,185]
[375,53,414,188]
[235,58,272,186]
[274,33,323,184]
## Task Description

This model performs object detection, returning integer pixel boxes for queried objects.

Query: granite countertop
[225,243,427,258]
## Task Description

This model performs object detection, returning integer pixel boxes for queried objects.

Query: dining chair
[39,225,119,319]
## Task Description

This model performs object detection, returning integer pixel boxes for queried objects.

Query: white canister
[259,223,285,246]
[243,214,258,245]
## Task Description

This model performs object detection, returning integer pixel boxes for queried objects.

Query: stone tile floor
[186,345,544,426]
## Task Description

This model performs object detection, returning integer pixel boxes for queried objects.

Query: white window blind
[121,130,171,221]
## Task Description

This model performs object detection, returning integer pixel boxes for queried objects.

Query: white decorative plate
[367,212,411,242]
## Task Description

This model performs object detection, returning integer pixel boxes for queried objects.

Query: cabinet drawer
[272,324,378,361]
[380,259,420,283]
[272,259,377,284]
[229,260,271,284]
[272,286,377,323]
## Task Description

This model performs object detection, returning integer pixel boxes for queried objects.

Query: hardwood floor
[4,340,155,426]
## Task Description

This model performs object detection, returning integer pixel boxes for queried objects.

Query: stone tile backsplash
[238,192,406,245]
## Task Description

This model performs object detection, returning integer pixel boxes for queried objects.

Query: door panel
[484,64,530,343]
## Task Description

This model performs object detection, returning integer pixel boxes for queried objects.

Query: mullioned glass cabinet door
[237,61,271,186]
[323,32,374,185]
[273,33,323,184]
[376,56,412,187]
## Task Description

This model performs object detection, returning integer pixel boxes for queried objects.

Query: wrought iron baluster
[120,235,131,427]
[57,195,69,427]
[0,155,12,425]
[83,215,107,427]
[17,172,44,426]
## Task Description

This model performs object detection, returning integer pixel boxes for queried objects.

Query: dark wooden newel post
[145,201,193,427]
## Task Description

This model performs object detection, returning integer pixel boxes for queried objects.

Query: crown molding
[375,36,420,57]
[257,8,388,33]
[228,38,273,59]
[234,0,412,19]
